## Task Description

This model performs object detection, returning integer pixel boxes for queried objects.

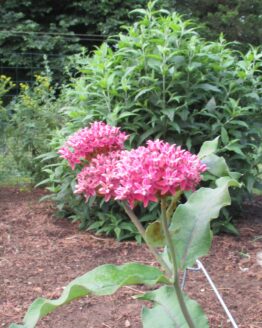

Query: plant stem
[122,202,172,277]
[161,198,196,328]
[166,190,182,222]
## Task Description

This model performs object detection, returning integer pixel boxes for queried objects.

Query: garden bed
[0,187,261,327]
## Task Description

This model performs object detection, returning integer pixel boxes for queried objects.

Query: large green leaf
[169,178,240,270]
[198,137,219,159]
[139,286,209,328]
[202,153,230,177]
[10,263,169,328]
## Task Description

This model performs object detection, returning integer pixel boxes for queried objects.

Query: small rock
[256,251,262,266]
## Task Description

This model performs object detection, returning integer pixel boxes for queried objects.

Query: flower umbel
[75,150,123,202]
[58,121,128,168]
[74,138,206,208]
[113,140,206,207]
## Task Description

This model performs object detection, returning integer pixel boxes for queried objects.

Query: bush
[7,74,63,181]
[41,3,262,237]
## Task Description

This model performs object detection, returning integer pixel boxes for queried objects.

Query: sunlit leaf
[10,263,169,328]
[139,286,209,328]
[169,178,240,269]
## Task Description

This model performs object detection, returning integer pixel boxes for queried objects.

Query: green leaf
[204,97,216,111]
[138,126,163,145]
[130,8,147,16]
[221,127,229,145]
[134,88,154,101]
[186,137,192,150]
[197,83,221,93]
[198,137,219,159]
[145,220,165,247]
[9,263,168,328]
[202,154,230,177]
[225,143,245,156]
[169,179,239,269]
[139,286,209,328]
[162,108,177,121]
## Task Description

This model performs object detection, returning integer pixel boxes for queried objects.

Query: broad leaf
[198,137,219,159]
[10,263,168,328]
[139,286,209,328]
[202,153,230,177]
[169,179,240,270]
[145,220,165,247]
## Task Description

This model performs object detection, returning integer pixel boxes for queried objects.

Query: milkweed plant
[10,121,240,328]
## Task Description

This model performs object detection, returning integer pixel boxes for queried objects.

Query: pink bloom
[74,151,123,202]
[111,140,206,207]
[74,137,206,208]
[58,121,128,169]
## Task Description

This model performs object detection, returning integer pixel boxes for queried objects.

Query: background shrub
[6,73,63,181]
[1,0,261,84]
[37,5,261,237]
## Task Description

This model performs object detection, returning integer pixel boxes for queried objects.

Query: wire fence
[0,52,66,98]
[0,28,115,101]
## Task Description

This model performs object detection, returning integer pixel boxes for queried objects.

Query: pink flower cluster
[74,138,206,208]
[58,121,128,168]
[74,151,123,202]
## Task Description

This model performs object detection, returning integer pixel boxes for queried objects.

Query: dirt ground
[0,187,262,328]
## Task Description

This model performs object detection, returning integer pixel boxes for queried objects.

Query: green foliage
[174,0,262,47]
[7,74,63,181]
[40,5,261,237]
[170,177,240,270]
[87,210,142,242]
[139,286,209,327]
[0,74,28,185]
[9,263,168,328]
[0,0,172,82]
[0,74,15,131]
[1,0,261,86]
[0,75,15,103]
[10,152,239,327]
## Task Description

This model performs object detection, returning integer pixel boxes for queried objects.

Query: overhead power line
[0,30,112,41]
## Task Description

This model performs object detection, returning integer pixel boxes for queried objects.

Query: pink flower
[75,151,123,202]
[58,121,128,169]
[74,137,206,208]
[112,140,206,207]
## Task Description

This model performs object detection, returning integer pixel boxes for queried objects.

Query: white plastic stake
[196,260,239,328]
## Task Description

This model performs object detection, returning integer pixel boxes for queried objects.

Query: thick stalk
[161,198,196,328]
[122,202,172,277]
[166,190,182,222]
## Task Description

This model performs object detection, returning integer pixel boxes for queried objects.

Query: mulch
[0,187,262,328]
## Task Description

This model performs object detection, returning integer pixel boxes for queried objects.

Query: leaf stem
[122,202,172,277]
[161,198,196,328]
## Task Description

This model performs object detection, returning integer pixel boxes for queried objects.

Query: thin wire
[196,260,239,328]
[181,263,201,290]
[0,29,108,39]
[181,261,239,328]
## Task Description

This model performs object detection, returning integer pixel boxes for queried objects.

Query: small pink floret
[58,121,128,168]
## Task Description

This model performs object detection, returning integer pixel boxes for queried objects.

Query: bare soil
[0,187,262,328]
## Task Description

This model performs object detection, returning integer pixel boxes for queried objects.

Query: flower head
[75,150,123,202]
[58,121,128,169]
[112,140,206,207]
[75,138,206,208]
